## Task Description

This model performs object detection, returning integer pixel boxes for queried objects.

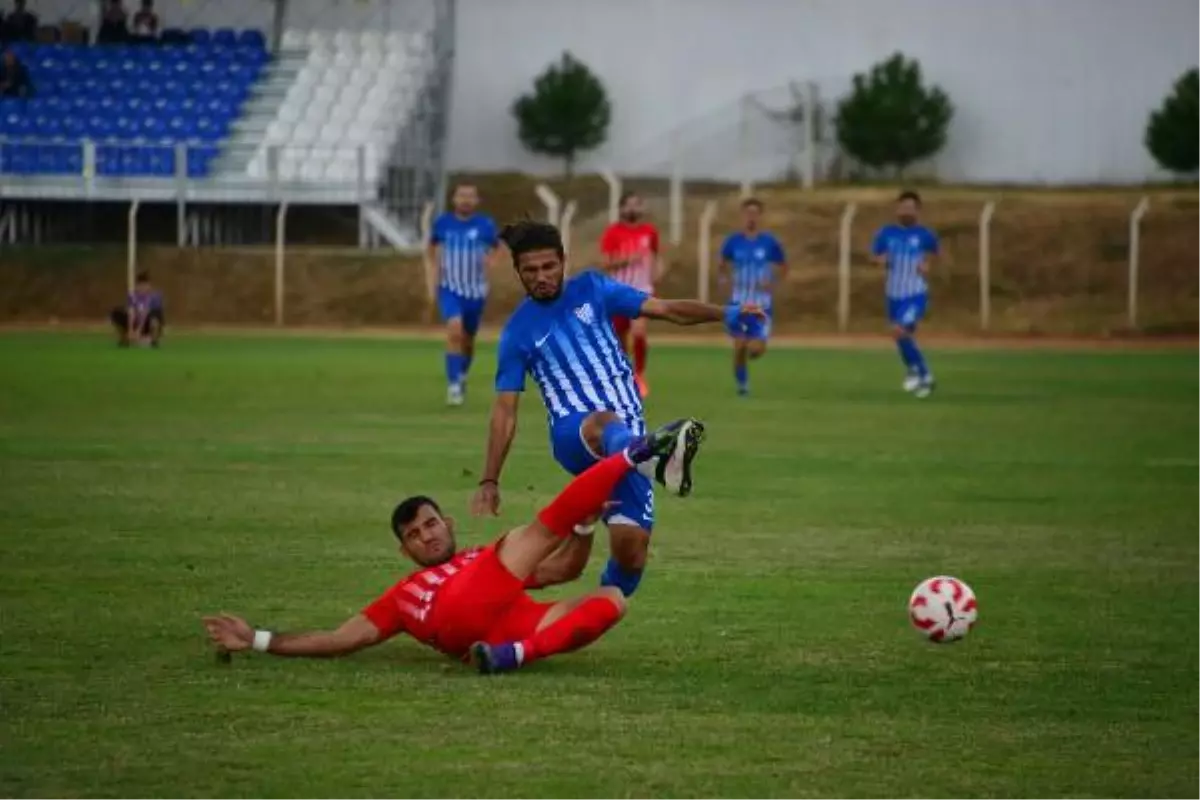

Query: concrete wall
[445,0,1198,184]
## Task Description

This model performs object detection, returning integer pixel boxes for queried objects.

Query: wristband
[252,630,273,653]
[479,478,498,487]
[573,524,595,537]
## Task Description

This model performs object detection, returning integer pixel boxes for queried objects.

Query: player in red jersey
[599,191,660,397]
[201,418,705,674]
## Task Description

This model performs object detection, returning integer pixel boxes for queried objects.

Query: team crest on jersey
[467,228,479,240]
[909,235,920,247]
[639,235,651,248]
[754,248,766,259]
[574,303,596,325]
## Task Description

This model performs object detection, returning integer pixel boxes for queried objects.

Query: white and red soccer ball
[909,575,978,643]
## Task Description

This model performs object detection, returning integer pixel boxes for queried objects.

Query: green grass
[0,333,1196,798]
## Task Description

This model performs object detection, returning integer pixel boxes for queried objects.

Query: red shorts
[427,547,551,658]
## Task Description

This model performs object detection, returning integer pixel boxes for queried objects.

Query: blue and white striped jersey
[872,224,939,299]
[720,231,787,308]
[496,270,648,435]
[431,212,498,299]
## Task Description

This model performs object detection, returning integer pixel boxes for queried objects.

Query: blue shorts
[437,288,486,336]
[725,307,773,341]
[888,295,928,329]
[548,412,654,532]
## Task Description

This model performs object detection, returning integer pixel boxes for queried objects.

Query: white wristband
[252,630,273,653]
[573,524,595,537]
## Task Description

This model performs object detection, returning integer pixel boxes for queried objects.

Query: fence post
[979,201,996,331]
[837,202,858,332]
[126,199,141,294]
[738,94,754,198]
[175,142,188,246]
[669,128,684,246]
[1128,196,1150,329]
[560,200,578,264]
[697,200,718,304]
[419,201,436,305]
[600,168,621,223]
[274,202,289,327]
[535,184,561,226]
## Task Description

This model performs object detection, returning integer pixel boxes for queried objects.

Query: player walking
[428,183,499,406]
[202,419,701,674]
[717,198,788,396]
[870,190,939,398]
[599,191,659,397]
[472,219,763,599]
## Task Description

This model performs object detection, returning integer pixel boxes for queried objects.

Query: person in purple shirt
[110,272,164,348]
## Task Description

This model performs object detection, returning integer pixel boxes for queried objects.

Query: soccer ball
[908,575,978,643]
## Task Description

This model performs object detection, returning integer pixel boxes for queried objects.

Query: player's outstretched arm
[202,613,382,658]
[472,391,521,516]
[639,297,765,326]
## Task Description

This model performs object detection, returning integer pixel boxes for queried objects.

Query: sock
[895,337,915,371]
[600,419,633,456]
[600,557,644,597]
[518,595,623,663]
[537,454,632,538]
[735,363,748,390]
[907,337,929,378]
[445,353,465,387]
[632,335,648,377]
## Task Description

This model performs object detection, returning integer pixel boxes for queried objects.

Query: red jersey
[361,545,550,659]
[600,222,658,292]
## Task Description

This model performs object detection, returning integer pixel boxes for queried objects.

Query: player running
[472,219,763,599]
[870,190,940,398]
[427,183,499,406]
[599,191,660,397]
[717,197,788,396]
[202,418,702,674]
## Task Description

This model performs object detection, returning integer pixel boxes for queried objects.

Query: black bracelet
[479,478,498,487]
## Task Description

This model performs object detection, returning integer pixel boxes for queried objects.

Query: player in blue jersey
[871,190,939,398]
[718,197,788,396]
[471,220,764,598]
[428,183,499,406]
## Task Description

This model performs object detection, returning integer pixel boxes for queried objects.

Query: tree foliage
[1144,67,1199,175]
[511,52,611,177]
[835,53,954,175]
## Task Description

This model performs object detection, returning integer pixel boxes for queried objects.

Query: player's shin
[519,594,625,664]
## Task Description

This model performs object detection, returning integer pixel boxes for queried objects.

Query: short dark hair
[897,190,922,205]
[741,197,763,210]
[391,495,440,540]
[618,190,639,206]
[499,219,564,263]
[136,271,150,283]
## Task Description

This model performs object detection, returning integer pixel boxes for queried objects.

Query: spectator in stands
[110,272,165,348]
[2,0,38,43]
[130,0,159,43]
[0,48,31,98]
[97,0,129,44]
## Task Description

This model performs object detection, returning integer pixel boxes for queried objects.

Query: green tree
[1144,67,1199,175]
[511,52,611,178]
[834,53,954,177]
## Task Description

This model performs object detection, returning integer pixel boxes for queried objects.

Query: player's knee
[891,324,908,340]
[749,341,767,359]
[446,320,465,348]
[581,410,619,453]
[609,532,649,571]
[596,586,628,617]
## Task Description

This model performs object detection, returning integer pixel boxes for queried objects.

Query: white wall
[446,0,1199,184]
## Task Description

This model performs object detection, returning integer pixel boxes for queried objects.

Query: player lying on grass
[202,418,704,674]
[474,219,763,601]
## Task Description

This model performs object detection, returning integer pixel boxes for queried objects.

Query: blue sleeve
[594,271,649,319]
[770,235,786,264]
[924,228,940,254]
[430,215,446,245]
[494,325,527,393]
[871,228,889,256]
[720,234,737,261]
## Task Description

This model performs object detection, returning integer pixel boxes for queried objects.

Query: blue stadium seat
[237,29,266,49]
[189,28,212,44]
[212,28,238,46]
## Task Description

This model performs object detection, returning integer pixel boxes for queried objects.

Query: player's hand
[471,482,501,516]
[202,613,254,652]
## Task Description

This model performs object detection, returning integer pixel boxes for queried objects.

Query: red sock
[520,596,623,663]
[536,453,631,538]
[633,334,648,376]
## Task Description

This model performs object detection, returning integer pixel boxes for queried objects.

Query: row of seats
[281,28,429,52]
[1,142,219,177]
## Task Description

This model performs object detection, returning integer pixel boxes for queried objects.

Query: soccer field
[0,332,1196,798]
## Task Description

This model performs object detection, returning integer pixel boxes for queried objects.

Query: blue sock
[896,337,915,371]
[445,353,464,386]
[735,363,748,391]
[600,557,644,597]
[600,419,633,456]
[908,337,929,378]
